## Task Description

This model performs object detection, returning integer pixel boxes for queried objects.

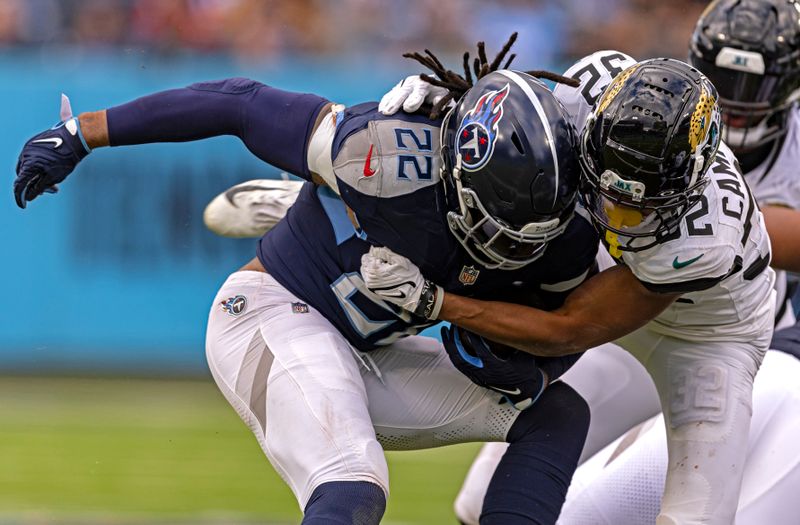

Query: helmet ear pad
[440,70,581,270]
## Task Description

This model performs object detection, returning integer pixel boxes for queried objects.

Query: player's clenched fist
[14,95,91,209]
[361,246,444,320]
[441,324,547,410]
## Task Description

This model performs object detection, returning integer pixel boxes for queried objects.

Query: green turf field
[0,375,481,524]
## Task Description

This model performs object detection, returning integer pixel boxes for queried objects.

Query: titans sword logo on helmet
[456,84,510,171]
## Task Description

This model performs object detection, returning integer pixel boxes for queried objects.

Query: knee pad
[303,481,386,525]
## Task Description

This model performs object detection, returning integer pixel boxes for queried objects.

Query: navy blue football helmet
[689,0,800,153]
[439,70,581,270]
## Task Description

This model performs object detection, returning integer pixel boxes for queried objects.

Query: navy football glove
[441,324,546,410]
[14,95,91,209]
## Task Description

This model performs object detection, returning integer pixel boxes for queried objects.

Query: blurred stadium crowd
[0,0,708,64]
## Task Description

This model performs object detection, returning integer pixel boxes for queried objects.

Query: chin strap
[452,153,469,218]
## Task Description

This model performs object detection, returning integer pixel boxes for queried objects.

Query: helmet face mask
[439,70,580,270]
[579,58,721,255]
[444,156,570,270]
[689,0,800,153]
[698,53,799,151]
[581,169,708,253]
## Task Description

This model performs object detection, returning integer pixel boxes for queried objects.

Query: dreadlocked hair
[403,32,580,119]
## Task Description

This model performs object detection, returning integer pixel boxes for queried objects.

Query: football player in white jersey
[361,57,776,525]
[450,2,800,519]
[536,2,800,523]
[691,0,800,323]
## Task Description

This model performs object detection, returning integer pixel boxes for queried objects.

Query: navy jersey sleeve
[106,78,330,180]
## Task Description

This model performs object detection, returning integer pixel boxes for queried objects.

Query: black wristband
[412,280,443,320]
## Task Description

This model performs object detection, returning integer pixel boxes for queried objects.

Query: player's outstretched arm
[361,246,679,357]
[762,205,800,273]
[200,73,451,239]
[437,265,678,357]
[14,78,331,209]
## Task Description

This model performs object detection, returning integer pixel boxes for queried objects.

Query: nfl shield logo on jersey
[459,265,480,285]
[291,302,310,314]
[221,295,247,316]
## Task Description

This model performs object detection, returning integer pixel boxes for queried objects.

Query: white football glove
[378,75,450,116]
[361,246,444,320]
[203,179,303,238]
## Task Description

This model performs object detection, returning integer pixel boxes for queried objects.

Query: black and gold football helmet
[579,58,722,255]
[690,0,800,153]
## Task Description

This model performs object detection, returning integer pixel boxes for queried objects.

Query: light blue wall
[0,50,424,374]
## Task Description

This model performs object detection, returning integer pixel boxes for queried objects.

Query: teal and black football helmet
[689,0,800,153]
[579,58,722,255]
[439,70,580,270]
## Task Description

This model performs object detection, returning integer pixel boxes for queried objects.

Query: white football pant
[206,271,522,509]
[456,298,773,525]
[558,350,800,525]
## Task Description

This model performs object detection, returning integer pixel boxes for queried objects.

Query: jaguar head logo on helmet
[579,58,722,257]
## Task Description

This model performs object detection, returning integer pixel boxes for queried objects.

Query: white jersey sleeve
[744,104,800,210]
[553,50,637,133]
[616,143,775,340]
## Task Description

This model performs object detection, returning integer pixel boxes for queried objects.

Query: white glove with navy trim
[378,75,449,115]
[361,246,444,320]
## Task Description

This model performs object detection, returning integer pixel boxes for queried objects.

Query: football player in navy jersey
[200,4,800,519]
[364,57,775,525]
[14,37,602,525]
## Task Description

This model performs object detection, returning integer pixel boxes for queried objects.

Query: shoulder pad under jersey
[331,103,443,199]
[554,50,637,133]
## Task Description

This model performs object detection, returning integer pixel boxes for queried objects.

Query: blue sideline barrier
[0,50,437,374]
